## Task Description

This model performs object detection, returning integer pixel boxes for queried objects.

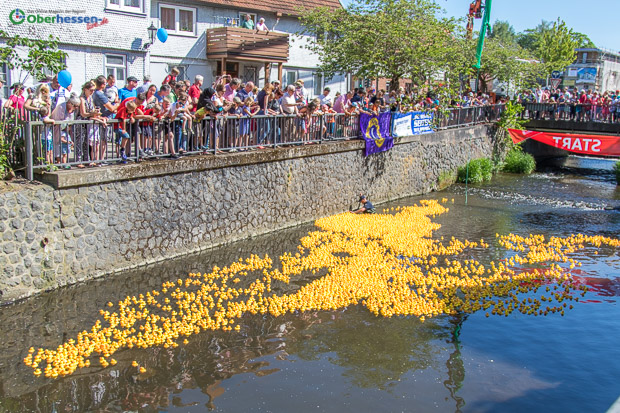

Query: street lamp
[143,22,158,49]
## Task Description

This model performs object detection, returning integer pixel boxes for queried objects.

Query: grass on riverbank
[502,146,536,175]
[614,161,620,185]
[457,145,536,185]
[457,158,494,184]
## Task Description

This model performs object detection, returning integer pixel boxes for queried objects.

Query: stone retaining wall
[0,124,498,304]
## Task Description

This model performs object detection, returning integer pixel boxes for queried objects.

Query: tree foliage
[489,20,517,45]
[517,20,553,52]
[298,0,464,91]
[516,19,594,75]
[535,19,579,75]
[571,32,596,49]
[299,1,594,93]
[467,36,539,92]
[0,30,67,84]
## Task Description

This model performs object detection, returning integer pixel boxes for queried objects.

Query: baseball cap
[127,76,138,82]
[359,194,366,202]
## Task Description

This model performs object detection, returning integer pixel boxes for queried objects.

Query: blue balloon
[57,70,72,89]
[156,27,168,43]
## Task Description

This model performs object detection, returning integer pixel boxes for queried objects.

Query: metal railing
[1,104,505,180]
[520,102,620,123]
[20,113,362,178]
[435,104,505,129]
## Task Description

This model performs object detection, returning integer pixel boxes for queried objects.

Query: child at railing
[241,97,258,149]
[322,103,336,139]
[141,103,157,155]
[228,97,243,151]
[39,107,55,165]
[172,93,193,153]
[157,98,178,158]
[60,129,74,168]
[114,100,137,163]
[194,100,219,152]
[602,96,611,122]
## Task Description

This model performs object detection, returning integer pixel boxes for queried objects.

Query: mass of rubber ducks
[23,199,619,379]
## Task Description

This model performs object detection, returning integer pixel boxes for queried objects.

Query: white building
[0,0,348,99]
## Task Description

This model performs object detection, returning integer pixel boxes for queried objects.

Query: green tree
[517,19,590,72]
[0,30,66,179]
[536,19,578,75]
[517,20,553,53]
[489,20,517,45]
[0,30,67,84]
[298,0,464,91]
[572,32,596,49]
[464,36,539,93]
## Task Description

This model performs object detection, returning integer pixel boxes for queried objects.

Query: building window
[168,64,187,81]
[582,53,587,64]
[105,54,126,83]
[0,63,9,100]
[313,73,323,95]
[284,69,313,94]
[107,0,144,14]
[159,4,196,36]
[286,71,297,88]
[216,61,239,78]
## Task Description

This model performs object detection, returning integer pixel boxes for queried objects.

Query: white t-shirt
[50,86,67,110]
[282,93,296,114]
[318,94,333,106]
[169,101,188,119]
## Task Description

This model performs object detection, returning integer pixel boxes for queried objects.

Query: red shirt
[115,105,134,130]
[8,94,26,118]
[162,75,176,85]
[142,107,155,127]
[116,97,146,115]
[188,84,201,112]
[116,97,135,113]
[8,94,25,109]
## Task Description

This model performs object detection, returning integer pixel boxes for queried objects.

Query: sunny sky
[340,0,620,52]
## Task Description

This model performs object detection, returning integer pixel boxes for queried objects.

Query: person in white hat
[256,17,269,33]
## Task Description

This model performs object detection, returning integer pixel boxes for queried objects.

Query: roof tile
[197,0,343,17]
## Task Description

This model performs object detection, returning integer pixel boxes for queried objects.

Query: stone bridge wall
[0,124,498,304]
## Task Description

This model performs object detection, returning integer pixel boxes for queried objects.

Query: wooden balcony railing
[206,27,289,63]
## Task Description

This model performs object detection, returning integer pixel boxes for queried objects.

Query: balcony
[206,27,289,63]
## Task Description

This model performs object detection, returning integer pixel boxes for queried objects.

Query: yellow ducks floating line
[23,199,619,379]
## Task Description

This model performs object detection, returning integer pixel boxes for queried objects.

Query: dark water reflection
[1,160,619,412]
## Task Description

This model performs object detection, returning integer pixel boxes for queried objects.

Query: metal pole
[25,122,33,180]
[472,0,492,95]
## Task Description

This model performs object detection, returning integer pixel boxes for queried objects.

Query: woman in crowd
[256,83,273,146]
[24,84,52,115]
[3,83,26,119]
[145,85,158,108]
[50,94,80,168]
[76,81,107,167]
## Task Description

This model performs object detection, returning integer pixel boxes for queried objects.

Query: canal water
[0,158,619,412]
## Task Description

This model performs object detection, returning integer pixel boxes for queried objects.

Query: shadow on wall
[363,150,388,187]
[131,38,144,51]
[181,32,208,67]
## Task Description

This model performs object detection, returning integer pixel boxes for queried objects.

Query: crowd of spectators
[0,68,509,169]
[516,87,620,122]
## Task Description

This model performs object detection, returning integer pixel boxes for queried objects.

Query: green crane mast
[472,0,492,94]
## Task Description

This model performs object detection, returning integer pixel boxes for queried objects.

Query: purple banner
[360,112,393,156]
